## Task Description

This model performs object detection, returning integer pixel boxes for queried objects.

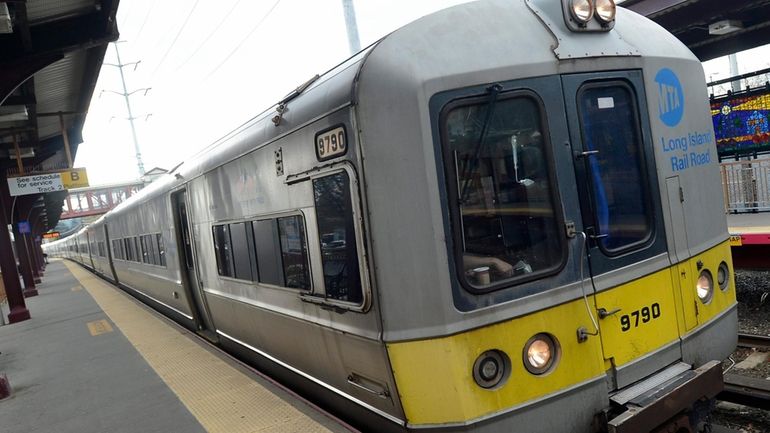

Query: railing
[721,159,770,212]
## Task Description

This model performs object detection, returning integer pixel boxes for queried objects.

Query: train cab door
[171,189,217,339]
[562,71,682,388]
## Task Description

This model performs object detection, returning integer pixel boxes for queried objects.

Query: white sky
[75,1,770,185]
[76,0,471,184]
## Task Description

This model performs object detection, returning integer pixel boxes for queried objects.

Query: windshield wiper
[459,83,503,204]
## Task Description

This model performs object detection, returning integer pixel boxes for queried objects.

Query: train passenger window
[577,83,652,253]
[149,234,159,265]
[133,237,141,262]
[442,94,564,291]
[213,224,235,278]
[156,234,166,267]
[253,219,284,286]
[124,238,132,261]
[140,235,149,263]
[277,216,310,290]
[145,234,157,265]
[313,172,362,303]
[229,222,255,281]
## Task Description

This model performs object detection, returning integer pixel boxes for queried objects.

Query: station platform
[727,213,770,269]
[0,260,354,433]
[727,213,770,246]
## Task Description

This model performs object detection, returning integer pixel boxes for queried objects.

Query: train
[45,0,737,431]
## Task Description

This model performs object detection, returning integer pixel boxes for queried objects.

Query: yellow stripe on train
[386,241,736,425]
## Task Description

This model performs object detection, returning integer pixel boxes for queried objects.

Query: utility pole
[728,54,742,94]
[102,42,150,177]
[341,0,361,55]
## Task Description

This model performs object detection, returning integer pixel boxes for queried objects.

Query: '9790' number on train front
[316,126,347,161]
[620,303,661,332]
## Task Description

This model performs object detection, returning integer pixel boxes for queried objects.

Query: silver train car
[46,1,737,431]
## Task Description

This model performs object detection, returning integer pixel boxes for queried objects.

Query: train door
[104,224,118,283]
[171,189,217,337]
[86,231,95,269]
[562,71,682,387]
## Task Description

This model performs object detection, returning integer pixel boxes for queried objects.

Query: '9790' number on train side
[620,303,661,332]
[316,126,347,161]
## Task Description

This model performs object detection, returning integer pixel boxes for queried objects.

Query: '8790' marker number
[620,303,661,332]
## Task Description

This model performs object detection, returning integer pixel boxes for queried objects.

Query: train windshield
[443,94,564,291]
[577,83,652,253]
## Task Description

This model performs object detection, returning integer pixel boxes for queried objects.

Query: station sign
[6,168,89,196]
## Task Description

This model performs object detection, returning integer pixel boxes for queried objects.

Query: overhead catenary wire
[204,0,283,79]
[118,0,135,29]
[132,0,160,49]
[149,0,202,80]
[175,0,245,72]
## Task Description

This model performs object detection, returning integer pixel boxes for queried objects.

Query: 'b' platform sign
[7,168,89,196]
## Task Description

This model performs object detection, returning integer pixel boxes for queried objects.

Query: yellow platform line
[63,262,340,433]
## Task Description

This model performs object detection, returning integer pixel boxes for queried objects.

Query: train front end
[356,0,736,432]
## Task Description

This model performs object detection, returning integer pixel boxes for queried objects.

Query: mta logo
[655,68,684,127]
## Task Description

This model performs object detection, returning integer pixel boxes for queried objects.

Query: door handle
[598,307,621,319]
[575,150,600,159]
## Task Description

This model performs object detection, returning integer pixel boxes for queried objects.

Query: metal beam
[623,0,693,18]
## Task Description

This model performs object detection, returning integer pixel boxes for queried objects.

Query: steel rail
[737,332,770,350]
[719,373,770,410]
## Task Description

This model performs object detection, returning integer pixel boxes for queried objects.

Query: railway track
[717,333,770,410]
[737,332,770,350]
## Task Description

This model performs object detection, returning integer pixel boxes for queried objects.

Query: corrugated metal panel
[33,50,88,140]
[26,0,96,24]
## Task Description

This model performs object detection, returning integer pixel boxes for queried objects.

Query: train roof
[91,0,696,224]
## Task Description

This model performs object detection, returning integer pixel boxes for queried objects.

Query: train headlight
[696,270,714,303]
[569,0,594,24]
[472,350,510,389]
[594,0,616,24]
[718,262,730,291]
[523,334,558,375]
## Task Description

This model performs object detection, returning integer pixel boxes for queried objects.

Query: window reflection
[313,172,362,303]
[213,224,234,277]
[278,216,310,290]
[445,95,563,289]
[578,84,651,252]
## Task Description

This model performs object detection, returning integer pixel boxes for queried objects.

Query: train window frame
[277,214,312,291]
[229,221,256,282]
[156,234,166,267]
[575,79,654,256]
[288,163,371,312]
[438,89,568,295]
[212,224,235,278]
[140,234,150,264]
[311,166,368,308]
[125,238,133,262]
[133,237,141,263]
[253,218,285,286]
[210,213,313,291]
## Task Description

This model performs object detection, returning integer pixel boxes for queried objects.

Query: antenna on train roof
[272,74,321,126]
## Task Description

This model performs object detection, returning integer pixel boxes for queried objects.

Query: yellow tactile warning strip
[63,262,341,433]
[87,319,114,336]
